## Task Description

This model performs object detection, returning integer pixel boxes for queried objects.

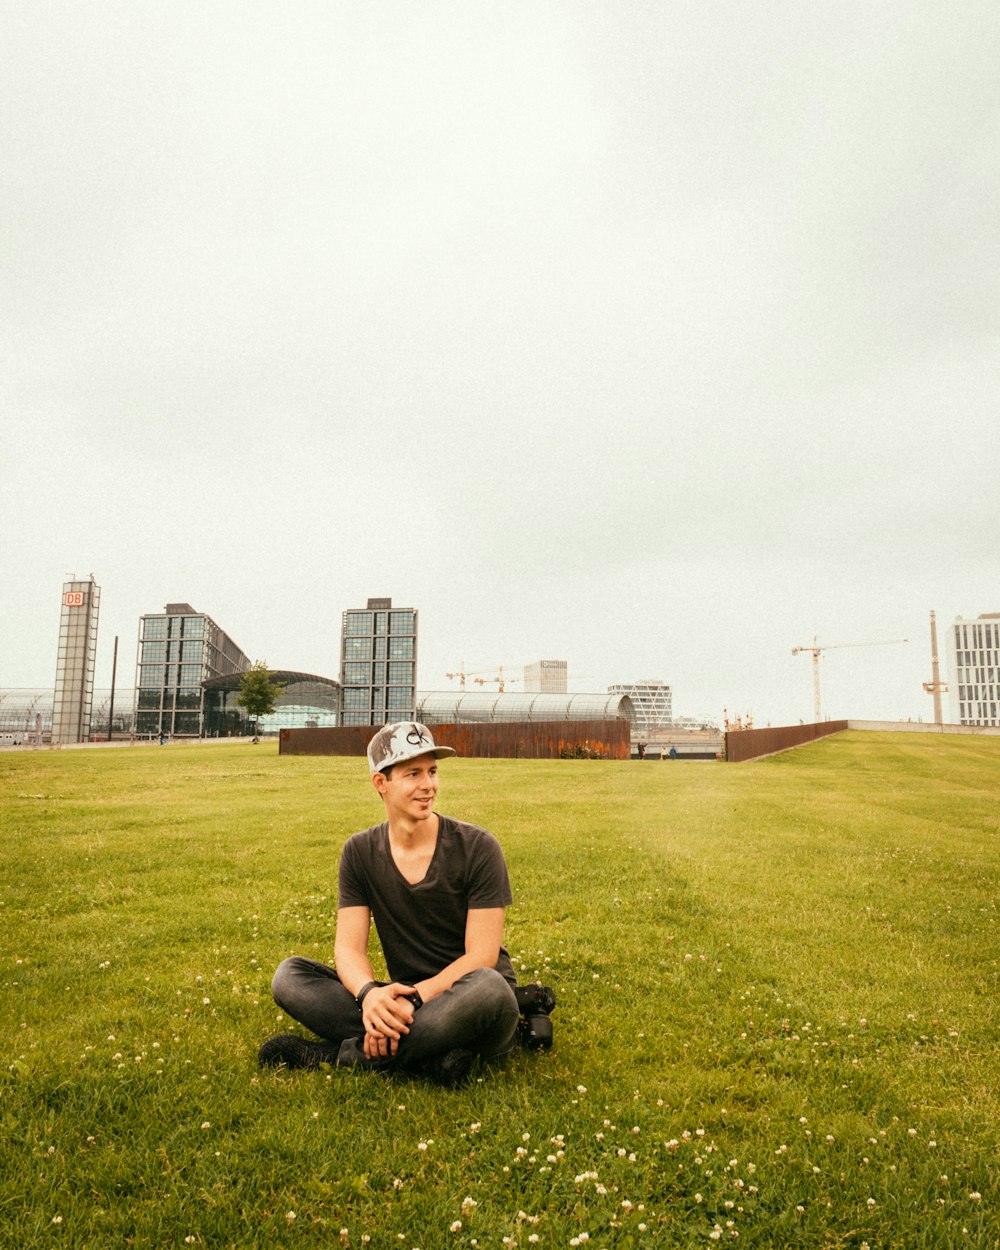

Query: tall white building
[947,612,1000,726]
[523,660,567,692]
[607,680,672,737]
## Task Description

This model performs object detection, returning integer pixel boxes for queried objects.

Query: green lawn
[1,733,998,1248]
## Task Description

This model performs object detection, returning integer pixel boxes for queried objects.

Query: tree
[237,662,285,741]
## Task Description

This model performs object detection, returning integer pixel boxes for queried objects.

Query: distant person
[637,741,646,760]
[668,746,678,760]
[259,722,553,1086]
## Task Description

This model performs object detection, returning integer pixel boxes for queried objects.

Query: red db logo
[64,591,86,607]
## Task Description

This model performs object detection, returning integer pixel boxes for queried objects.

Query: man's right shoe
[258,1034,342,1069]
[422,1047,476,1088]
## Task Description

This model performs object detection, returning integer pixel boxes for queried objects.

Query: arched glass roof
[415,690,635,725]
[202,671,340,692]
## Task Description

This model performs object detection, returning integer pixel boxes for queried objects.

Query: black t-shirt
[338,814,516,987]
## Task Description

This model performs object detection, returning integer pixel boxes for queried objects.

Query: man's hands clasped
[359,982,421,1059]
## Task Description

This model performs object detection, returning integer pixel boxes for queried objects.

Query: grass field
[2,732,998,1249]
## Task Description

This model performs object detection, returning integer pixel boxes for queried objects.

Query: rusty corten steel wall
[725,720,849,763]
[279,719,631,760]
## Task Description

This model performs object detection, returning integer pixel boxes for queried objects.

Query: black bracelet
[404,990,423,1010]
[356,981,380,1007]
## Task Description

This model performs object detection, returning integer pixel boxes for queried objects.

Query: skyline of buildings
[4,585,1000,743]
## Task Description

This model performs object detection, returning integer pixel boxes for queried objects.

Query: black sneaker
[258,1034,342,1070]
[334,1037,395,1072]
[422,1048,476,1088]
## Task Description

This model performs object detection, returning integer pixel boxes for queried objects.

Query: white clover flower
[969,1192,982,1201]
[286,1211,296,1221]
[201,1122,211,1130]
[450,1221,462,1232]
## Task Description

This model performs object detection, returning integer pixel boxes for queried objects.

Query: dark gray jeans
[271,957,519,1069]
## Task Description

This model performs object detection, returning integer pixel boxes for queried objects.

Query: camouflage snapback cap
[366,721,457,774]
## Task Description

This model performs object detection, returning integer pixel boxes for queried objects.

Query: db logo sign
[64,591,86,607]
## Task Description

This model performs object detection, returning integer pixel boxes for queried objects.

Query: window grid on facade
[340,598,417,726]
[607,681,673,738]
[948,613,1000,727]
[133,604,250,738]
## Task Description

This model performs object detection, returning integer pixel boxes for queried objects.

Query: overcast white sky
[3,1,998,726]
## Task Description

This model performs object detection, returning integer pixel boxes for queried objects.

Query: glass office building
[133,603,250,739]
[52,577,101,744]
[340,598,417,727]
[607,680,673,738]
[202,671,341,736]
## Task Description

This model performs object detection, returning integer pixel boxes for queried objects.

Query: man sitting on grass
[259,722,521,1087]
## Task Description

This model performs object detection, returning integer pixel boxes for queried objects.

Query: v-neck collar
[383,817,444,888]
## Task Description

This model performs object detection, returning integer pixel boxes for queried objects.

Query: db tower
[52,576,101,744]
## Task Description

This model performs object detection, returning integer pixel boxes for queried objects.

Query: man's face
[374,753,440,824]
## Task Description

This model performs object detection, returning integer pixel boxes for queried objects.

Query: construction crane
[446,665,520,693]
[473,665,518,693]
[791,637,909,722]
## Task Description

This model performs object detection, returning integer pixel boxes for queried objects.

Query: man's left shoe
[258,1034,342,1069]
